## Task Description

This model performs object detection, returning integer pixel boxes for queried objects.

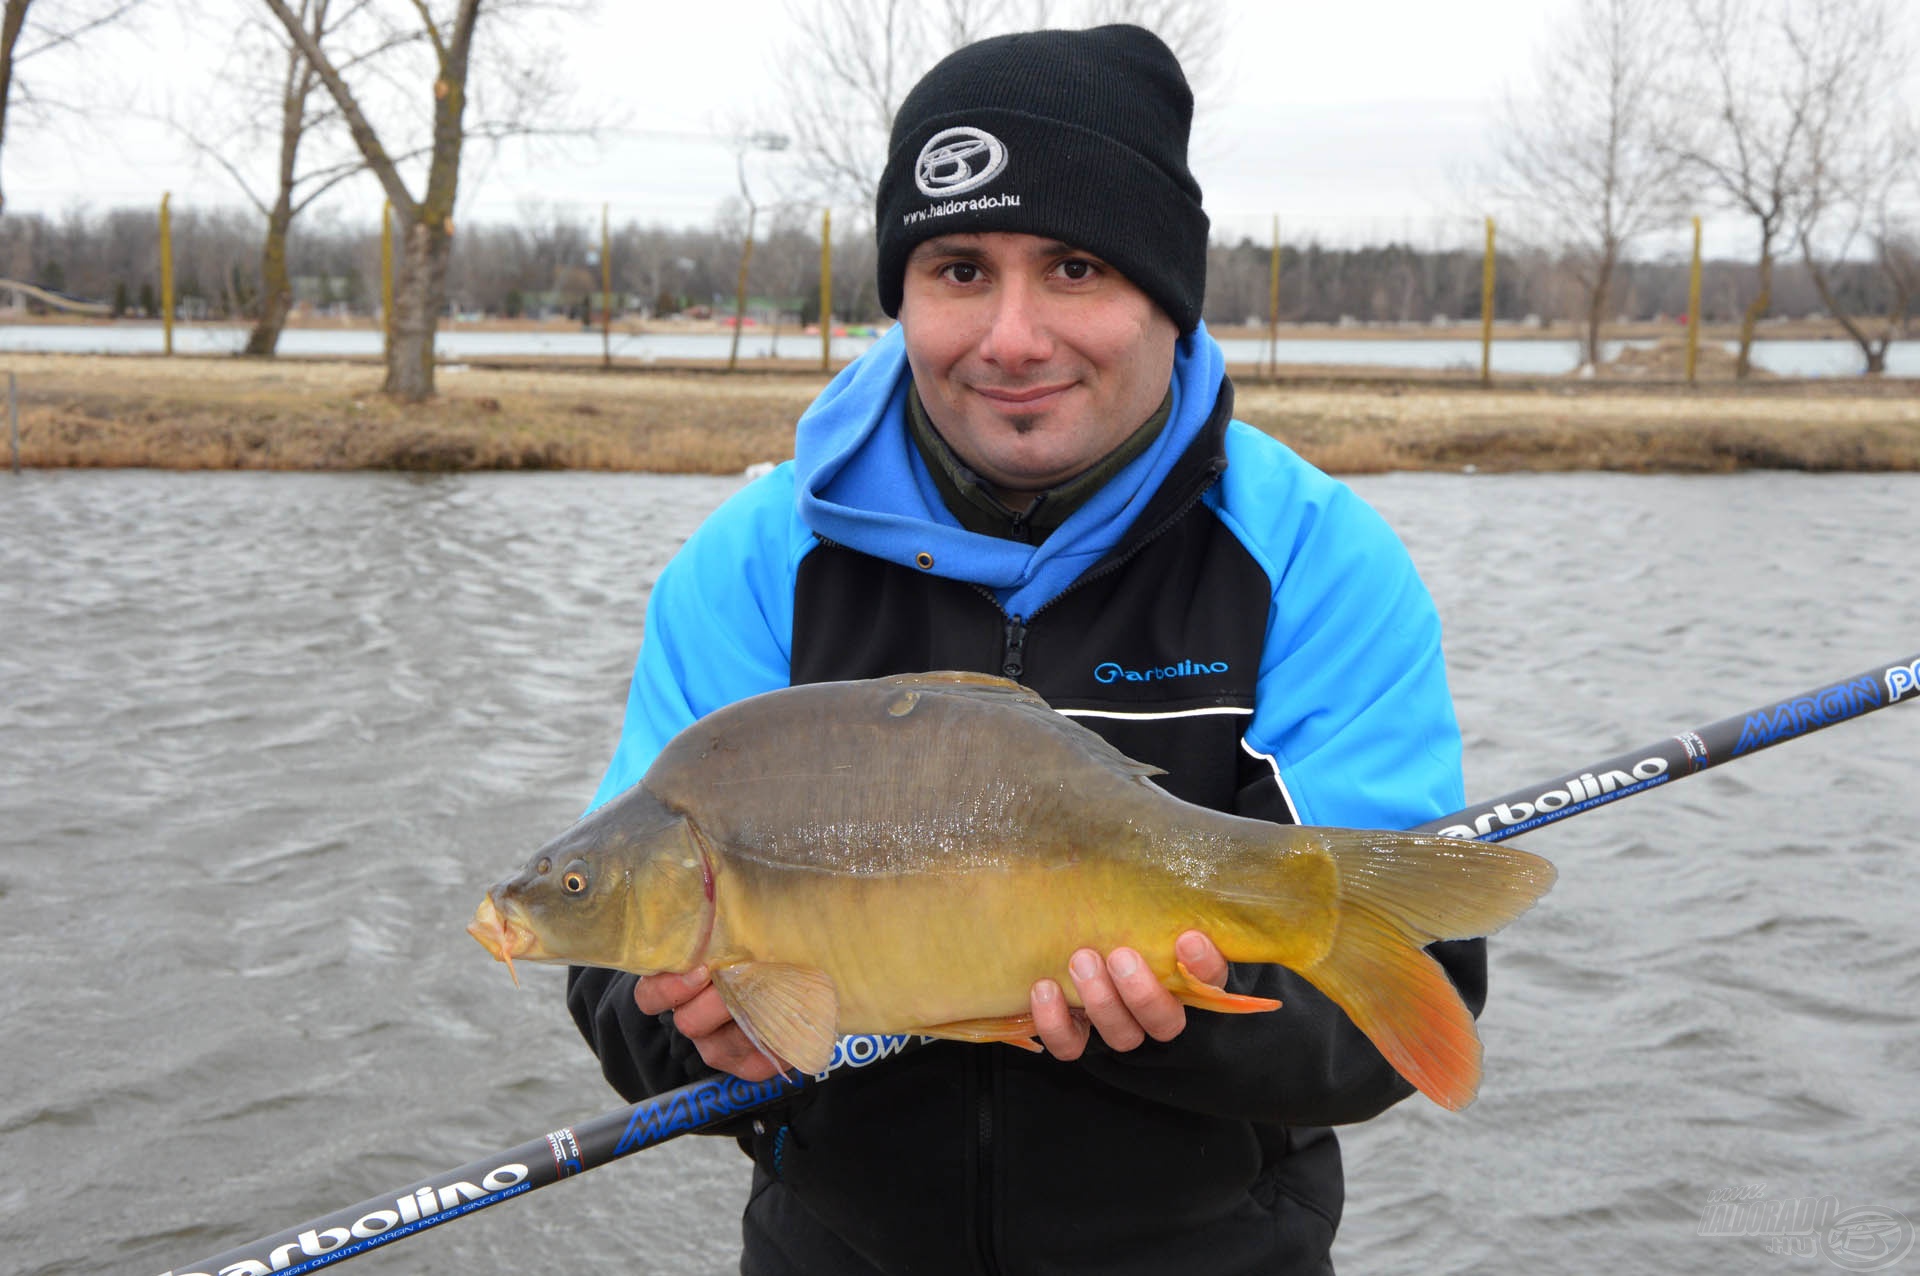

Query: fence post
[1686,216,1703,384]
[1480,216,1496,387]
[1267,214,1281,381]
[159,193,175,357]
[820,207,832,373]
[8,371,17,475]
[601,203,613,370]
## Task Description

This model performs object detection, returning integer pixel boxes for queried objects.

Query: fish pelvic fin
[1298,832,1556,1111]
[711,961,840,1075]
[913,1013,1045,1053]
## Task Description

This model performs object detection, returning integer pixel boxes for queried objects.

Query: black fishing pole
[1409,651,1920,841]
[159,651,1920,1276]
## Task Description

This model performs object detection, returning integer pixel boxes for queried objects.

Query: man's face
[898,232,1179,507]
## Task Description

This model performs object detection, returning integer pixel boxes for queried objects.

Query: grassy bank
[7,352,1920,474]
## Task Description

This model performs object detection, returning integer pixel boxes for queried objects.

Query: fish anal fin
[1172,960,1282,1014]
[914,1012,1045,1053]
[710,961,839,1075]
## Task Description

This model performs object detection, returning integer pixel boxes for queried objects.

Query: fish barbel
[469,672,1555,1109]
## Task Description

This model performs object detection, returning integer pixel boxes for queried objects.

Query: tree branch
[258,0,418,218]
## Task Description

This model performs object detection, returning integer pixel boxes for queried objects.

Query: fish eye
[536,857,552,875]
[562,861,590,894]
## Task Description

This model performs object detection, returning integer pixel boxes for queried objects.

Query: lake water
[0,321,1912,377]
[2,469,1916,1275]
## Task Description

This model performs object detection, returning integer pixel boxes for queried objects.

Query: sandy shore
[6,352,1919,473]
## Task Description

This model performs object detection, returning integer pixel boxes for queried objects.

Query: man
[568,24,1481,1275]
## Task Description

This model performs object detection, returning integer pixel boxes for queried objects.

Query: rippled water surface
[2,469,1916,1275]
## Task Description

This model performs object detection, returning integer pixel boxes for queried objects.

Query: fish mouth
[468,892,539,987]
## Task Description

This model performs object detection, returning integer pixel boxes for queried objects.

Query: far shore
[7,350,1919,474]
[0,312,1894,345]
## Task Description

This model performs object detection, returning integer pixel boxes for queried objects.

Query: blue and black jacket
[568,323,1478,1276]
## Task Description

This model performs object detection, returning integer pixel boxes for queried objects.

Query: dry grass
[1233,372,1920,473]
[9,355,816,472]
[5,351,1919,474]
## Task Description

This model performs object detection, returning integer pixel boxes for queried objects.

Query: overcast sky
[0,0,1651,252]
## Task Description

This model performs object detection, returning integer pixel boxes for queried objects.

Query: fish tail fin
[1296,833,1555,1111]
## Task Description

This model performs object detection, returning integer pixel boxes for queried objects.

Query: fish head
[469,785,713,980]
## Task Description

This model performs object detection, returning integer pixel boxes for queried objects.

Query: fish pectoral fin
[913,1013,1044,1053]
[1171,960,1282,1014]
[710,961,839,1075]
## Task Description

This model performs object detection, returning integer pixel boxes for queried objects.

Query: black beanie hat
[875,24,1209,334]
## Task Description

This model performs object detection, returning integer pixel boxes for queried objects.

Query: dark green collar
[905,384,1172,543]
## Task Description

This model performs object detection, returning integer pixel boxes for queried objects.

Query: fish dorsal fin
[881,670,1050,706]
[881,670,1167,781]
[710,961,839,1075]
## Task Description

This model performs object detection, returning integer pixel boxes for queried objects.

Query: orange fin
[913,1013,1045,1053]
[1297,832,1555,1111]
[1172,960,1281,1014]
[1297,905,1482,1110]
[711,961,839,1075]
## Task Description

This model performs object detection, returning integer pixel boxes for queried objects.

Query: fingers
[1090,948,1187,1046]
[632,967,783,1082]
[690,1023,785,1081]
[633,965,710,1015]
[1175,930,1229,986]
[1034,947,1189,1059]
[1031,977,1089,1061]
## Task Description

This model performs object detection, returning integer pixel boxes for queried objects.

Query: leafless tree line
[13,198,1903,335]
[7,0,1920,396]
[1493,0,1920,376]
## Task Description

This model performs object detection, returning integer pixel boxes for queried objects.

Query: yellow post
[1685,215,1703,385]
[601,202,613,370]
[1480,216,1496,387]
[820,207,833,372]
[1267,214,1281,381]
[727,207,756,373]
[380,201,394,358]
[159,192,175,356]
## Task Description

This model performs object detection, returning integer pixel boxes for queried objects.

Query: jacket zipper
[963,463,1223,1274]
[972,1052,1001,1275]
[1000,617,1028,679]
[971,457,1225,640]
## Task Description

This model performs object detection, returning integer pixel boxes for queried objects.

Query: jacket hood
[793,322,1228,619]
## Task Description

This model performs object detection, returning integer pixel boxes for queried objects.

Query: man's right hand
[633,967,785,1081]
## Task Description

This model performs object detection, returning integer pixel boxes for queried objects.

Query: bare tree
[0,0,141,216]
[1786,0,1912,372]
[775,0,1220,215]
[1672,0,1893,377]
[1493,0,1685,371]
[182,0,397,355]
[258,0,585,400]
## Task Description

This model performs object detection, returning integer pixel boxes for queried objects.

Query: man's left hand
[1030,930,1227,1060]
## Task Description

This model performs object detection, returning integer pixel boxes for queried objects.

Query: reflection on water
[1,470,1915,1275]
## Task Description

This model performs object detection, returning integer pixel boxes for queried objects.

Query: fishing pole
[159,650,1920,1276]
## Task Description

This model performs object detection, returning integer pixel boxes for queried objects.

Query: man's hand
[1030,930,1227,1061]
[633,966,784,1081]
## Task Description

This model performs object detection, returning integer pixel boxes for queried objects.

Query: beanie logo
[914,126,1008,197]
